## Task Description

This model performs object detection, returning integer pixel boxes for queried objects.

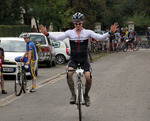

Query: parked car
[48,32,70,64]
[53,41,70,64]
[19,33,56,67]
[0,37,38,76]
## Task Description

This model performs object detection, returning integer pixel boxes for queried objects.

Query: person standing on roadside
[39,12,119,107]
[0,45,7,94]
[146,27,150,43]
[31,25,37,32]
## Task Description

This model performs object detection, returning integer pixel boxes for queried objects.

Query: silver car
[20,33,56,67]
[0,37,38,76]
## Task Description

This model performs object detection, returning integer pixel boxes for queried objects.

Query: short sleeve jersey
[26,41,36,60]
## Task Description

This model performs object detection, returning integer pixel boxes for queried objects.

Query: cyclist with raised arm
[15,33,37,93]
[40,12,119,107]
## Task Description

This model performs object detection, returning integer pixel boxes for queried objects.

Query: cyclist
[15,33,37,93]
[40,12,119,107]
[120,27,126,48]
[0,46,7,94]
[125,27,129,39]
[128,28,136,50]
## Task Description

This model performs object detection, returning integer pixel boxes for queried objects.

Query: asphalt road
[0,49,150,121]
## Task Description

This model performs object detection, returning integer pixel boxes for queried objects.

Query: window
[53,42,60,48]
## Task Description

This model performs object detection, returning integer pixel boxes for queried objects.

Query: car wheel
[47,60,52,67]
[52,59,56,66]
[56,54,66,64]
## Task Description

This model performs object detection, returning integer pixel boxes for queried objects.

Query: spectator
[125,27,129,39]
[0,46,7,94]
[109,33,115,51]
[120,27,126,48]
[128,28,136,50]
[115,30,120,42]
[31,25,37,32]
[146,27,150,42]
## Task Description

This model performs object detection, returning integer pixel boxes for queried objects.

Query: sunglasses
[74,22,82,25]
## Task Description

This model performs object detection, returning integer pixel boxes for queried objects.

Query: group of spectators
[109,27,136,51]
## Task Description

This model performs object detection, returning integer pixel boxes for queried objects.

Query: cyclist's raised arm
[39,25,68,41]
[90,22,119,41]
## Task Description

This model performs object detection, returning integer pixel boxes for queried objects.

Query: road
[0,49,150,121]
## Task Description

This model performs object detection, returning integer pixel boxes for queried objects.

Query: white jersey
[47,28,110,62]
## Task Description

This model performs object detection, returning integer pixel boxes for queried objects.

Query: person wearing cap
[40,12,119,107]
[15,33,37,93]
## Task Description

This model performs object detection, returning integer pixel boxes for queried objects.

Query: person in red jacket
[0,46,7,94]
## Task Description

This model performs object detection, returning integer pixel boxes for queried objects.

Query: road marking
[0,73,66,107]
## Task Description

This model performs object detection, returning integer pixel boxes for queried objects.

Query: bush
[0,25,30,37]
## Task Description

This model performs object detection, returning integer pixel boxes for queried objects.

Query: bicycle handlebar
[16,62,26,67]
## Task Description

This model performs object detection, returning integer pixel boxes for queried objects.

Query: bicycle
[123,38,139,52]
[15,62,27,96]
[67,65,86,121]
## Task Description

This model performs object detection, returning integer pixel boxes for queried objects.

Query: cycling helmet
[22,33,30,38]
[72,12,84,21]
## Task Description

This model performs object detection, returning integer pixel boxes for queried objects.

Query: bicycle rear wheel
[15,73,22,96]
[78,83,82,121]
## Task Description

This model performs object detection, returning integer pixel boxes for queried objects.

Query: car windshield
[30,35,46,45]
[1,40,26,52]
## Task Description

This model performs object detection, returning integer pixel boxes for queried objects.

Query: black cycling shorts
[67,60,91,72]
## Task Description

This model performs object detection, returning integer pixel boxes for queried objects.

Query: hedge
[0,25,30,37]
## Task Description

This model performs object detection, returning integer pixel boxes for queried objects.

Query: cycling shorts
[67,59,91,72]
[129,38,134,43]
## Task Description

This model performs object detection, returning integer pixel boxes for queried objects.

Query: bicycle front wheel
[15,73,22,96]
[123,44,127,52]
[133,42,139,51]
[78,83,82,121]
[22,71,27,93]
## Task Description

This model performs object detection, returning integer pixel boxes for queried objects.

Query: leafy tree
[0,0,11,24]
[124,12,150,29]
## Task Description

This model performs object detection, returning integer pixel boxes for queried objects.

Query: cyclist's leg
[81,61,92,106]
[67,60,77,103]
[131,38,134,50]
[15,56,22,62]
[29,60,36,92]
